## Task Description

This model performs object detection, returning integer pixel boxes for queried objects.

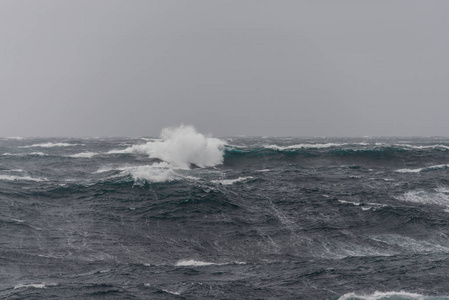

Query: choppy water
[1,129,449,299]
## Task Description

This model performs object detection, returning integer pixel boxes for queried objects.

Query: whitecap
[120,162,195,184]
[396,168,423,173]
[174,259,246,267]
[396,189,449,209]
[94,165,130,174]
[211,176,254,185]
[1,153,15,156]
[396,164,449,173]
[14,283,57,289]
[30,152,48,156]
[0,175,48,182]
[162,289,181,295]
[68,152,97,158]
[175,259,217,267]
[106,149,127,154]
[396,144,449,150]
[338,290,447,300]
[21,142,81,148]
[338,200,361,206]
[106,143,150,155]
[2,152,47,157]
[11,218,25,223]
[264,143,345,150]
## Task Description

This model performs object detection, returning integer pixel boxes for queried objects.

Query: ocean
[1,125,449,299]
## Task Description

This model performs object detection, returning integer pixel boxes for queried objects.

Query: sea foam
[397,188,449,211]
[370,234,449,254]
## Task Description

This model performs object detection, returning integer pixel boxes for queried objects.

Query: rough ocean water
[1,125,449,299]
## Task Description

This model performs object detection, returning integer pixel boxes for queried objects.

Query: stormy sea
[1,125,449,300]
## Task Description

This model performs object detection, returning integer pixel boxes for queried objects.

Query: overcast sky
[1,1,448,137]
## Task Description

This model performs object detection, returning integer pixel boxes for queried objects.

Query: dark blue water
[1,131,449,299]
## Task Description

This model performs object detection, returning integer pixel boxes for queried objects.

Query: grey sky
[1,1,448,137]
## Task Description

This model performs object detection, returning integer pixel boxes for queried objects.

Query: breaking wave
[100,125,225,184]
[110,125,225,169]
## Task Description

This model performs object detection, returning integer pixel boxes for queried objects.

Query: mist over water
[1,127,449,299]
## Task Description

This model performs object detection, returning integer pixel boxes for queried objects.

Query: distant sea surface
[1,128,449,299]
